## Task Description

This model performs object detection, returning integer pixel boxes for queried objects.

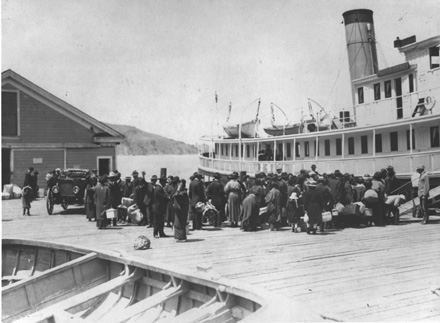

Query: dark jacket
[153,183,168,214]
[189,179,205,207]
[206,180,225,209]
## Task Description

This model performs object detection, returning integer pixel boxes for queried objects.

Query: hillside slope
[107,123,197,155]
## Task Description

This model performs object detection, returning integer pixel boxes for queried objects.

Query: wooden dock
[2,198,440,322]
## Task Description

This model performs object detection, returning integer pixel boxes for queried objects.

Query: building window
[286,143,291,158]
[384,80,392,98]
[295,142,300,157]
[406,129,415,150]
[395,78,403,119]
[430,46,440,69]
[348,137,355,155]
[361,135,368,154]
[336,138,342,156]
[375,134,382,153]
[246,145,250,158]
[390,132,398,151]
[357,87,364,104]
[374,83,381,100]
[409,74,414,93]
[2,91,19,136]
[431,126,440,148]
[325,139,330,156]
[304,142,309,157]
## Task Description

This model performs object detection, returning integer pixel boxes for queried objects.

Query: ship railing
[199,150,440,178]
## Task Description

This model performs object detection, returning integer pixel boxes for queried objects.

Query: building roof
[2,69,124,142]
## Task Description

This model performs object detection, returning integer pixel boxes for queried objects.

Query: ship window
[390,132,399,151]
[2,91,19,137]
[235,145,238,157]
[325,140,330,156]
[384,80,392,98]
[431,126,440,148]
[375,134,382,153]
[225,145,228,156]
[295,142,300,157]
[215,144,219,155]
[314,141,319,157]
[286,143,292,158]
[361,135,368,154]
[246,145,250,158]
[357,87,364,104]
[430,46,439,69]
[221,144,224,156]
[348,137,355,155]
[395,78,403,119]
[304,142,309,157]
[339,111,350,123]
[336,138,342,156]
[406,129,416,150]
[409,74,414,93]
[374,83,381,100]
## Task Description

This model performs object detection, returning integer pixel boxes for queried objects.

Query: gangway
[399,185,440,215]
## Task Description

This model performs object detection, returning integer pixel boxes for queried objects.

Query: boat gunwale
[2,238,270,308]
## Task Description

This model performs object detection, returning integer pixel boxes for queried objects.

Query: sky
[2,0,440,144]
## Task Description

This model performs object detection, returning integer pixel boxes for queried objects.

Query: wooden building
[2,69,124,189]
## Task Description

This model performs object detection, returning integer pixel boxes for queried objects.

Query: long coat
[265,187,281,225]
[173,189,189,240]
[84,184,96,220]
[240,194,259,231]
[164,183,177,222]
[303,187,324,225]
[94,184,110,226]
[224,180,241,222]
[153,184,168,215]
[206,180,225,212]
[189,179,205,206]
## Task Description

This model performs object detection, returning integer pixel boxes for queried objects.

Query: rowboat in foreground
[2,238,327,322]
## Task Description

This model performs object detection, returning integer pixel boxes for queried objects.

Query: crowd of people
[35,163,432,241]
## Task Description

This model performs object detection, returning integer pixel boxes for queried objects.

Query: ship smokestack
[343,9,379,82]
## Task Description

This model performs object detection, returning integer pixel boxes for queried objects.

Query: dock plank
[2,198,440,321]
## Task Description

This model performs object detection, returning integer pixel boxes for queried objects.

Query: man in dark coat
[303,179,324,234]
[189,172,206,230]
[23,167,34,187]
[153,177,168,238]
[108,172,123,209]
[279,172,289,226]
[143,175,157,227]
[327,173,342,205]
[121,176,133,198]
[133,178,147,225]
[206,173,225,227]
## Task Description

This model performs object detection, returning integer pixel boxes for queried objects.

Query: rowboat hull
[223,120,259,138]
[263,123,302,136]
[2,238,325,323]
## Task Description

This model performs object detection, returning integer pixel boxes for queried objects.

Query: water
[116,154,199,181]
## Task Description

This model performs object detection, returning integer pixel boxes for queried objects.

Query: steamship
[198,9,440,180]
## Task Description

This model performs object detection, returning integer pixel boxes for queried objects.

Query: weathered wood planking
[2,198,440,322]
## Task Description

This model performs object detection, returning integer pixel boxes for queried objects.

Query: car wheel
[47,191,54,215]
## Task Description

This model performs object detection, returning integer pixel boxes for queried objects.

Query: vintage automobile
[46,169,95,215]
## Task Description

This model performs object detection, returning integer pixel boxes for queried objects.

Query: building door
[98,157,111,176]
[2,148,11,186]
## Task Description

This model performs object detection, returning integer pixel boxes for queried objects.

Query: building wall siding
[3,85,94,144]
[66,147,115,170]
[13,149,65,189]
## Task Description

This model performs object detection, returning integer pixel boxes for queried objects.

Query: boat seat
[161,302,228,323]
[106,285,185,322]
[81,291,124,321]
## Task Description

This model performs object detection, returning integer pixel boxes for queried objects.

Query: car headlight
[73,186,80,194]
[52,185,60,194]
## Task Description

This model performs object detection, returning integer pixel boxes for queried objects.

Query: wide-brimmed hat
[132,170,139,176]
[213,172,221,180]
[109,171,117,178]
[289,192,298,200]
[306,179,317,187]
[281,172,288,179]
[125,176,131,180]
[417,164,425,170]
[151,175,158,181]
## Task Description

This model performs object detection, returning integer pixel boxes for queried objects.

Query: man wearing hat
[152,175,168,237]
[189,172,206,230]
[416,165,430,224]
[206,173,225,227]
[279,172,289,226]
[143,175,157,227]
[132,170,142,189]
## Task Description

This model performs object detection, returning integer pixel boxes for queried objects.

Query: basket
[106,208,117,219]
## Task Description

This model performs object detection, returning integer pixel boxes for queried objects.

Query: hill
[107,123,198,155]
